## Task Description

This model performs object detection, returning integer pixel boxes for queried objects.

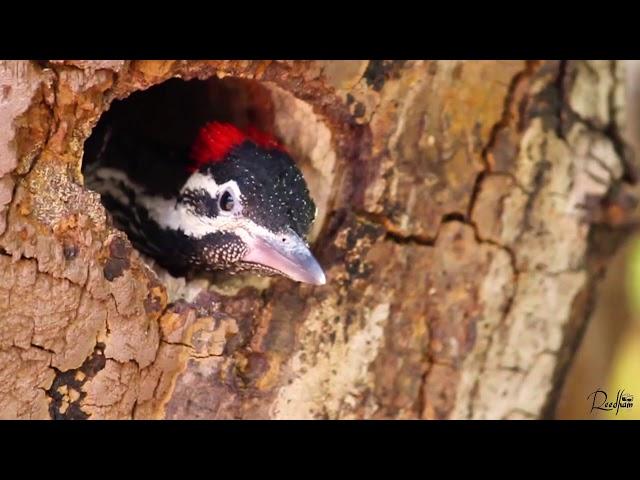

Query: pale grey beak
[243,229,326,285]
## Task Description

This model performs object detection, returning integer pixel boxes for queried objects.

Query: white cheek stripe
[93,168,260,240]
[181,173,244,216]
[181,172,218,193]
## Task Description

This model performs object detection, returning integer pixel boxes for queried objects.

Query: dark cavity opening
[82,76,335,297]
[83,76,279,175]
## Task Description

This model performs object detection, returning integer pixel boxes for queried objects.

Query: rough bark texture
[0,60,632,419]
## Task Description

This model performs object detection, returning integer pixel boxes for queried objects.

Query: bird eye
[219,190,235,212]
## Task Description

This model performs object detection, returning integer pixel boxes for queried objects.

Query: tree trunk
[0,60,631,419]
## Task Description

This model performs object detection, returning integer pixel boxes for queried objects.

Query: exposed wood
[0,60,631,419]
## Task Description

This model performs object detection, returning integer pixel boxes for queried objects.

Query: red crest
[189,122,285,171]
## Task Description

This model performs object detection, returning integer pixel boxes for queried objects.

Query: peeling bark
[0,60,632,419]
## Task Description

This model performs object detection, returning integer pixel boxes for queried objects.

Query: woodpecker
[83,119,326,285]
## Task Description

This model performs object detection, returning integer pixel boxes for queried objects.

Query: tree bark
[0,60,632,419]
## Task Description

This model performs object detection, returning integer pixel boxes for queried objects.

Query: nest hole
[82,75,336,300]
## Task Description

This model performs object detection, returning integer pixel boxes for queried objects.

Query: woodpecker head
[171,122,325,285]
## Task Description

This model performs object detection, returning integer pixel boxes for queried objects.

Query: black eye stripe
[179,188,218,217]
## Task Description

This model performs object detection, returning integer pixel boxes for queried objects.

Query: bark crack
[481,60,541,170]
[159,338,225,359]
[421,62,538,419]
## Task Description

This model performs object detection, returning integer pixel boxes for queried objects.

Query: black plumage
[82,109,321,282]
